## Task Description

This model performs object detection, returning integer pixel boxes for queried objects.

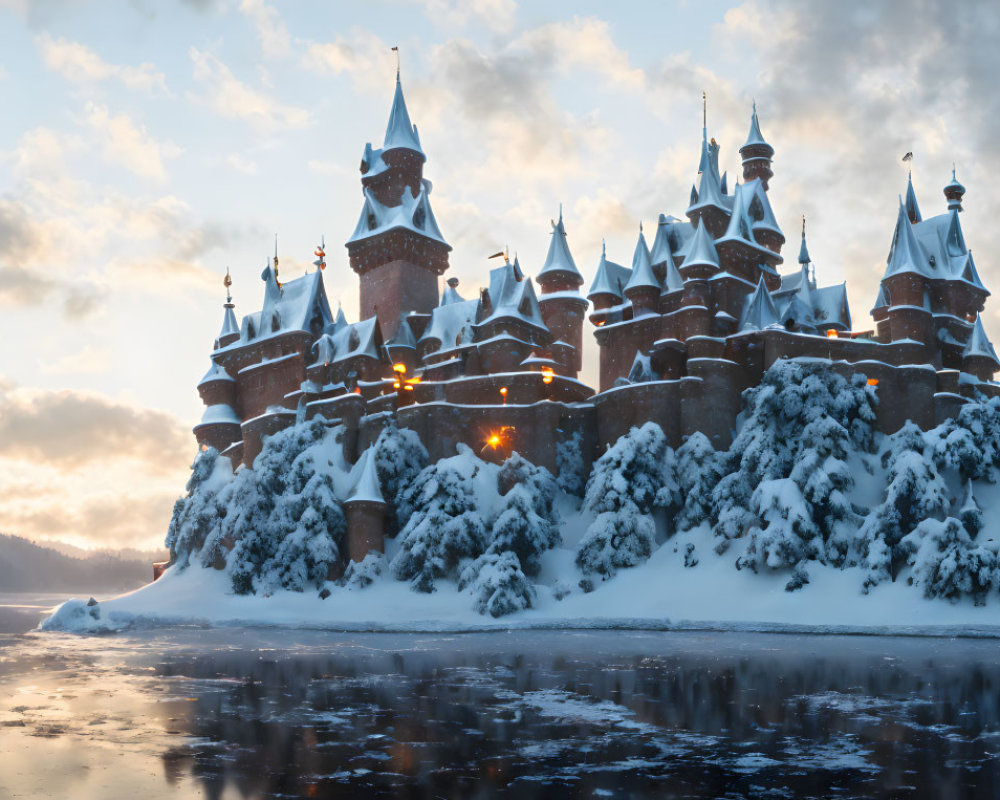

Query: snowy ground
[40,519,1000,636]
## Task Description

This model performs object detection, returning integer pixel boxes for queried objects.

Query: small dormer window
[247,321,256,339]
[367,213,377,230]
[348,328,360,351]
[413,205,426,229]
[271,313,281,333]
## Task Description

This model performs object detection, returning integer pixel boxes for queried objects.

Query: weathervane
[224,267,232,304]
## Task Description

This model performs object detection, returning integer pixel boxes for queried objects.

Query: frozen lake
[1,594,998,799]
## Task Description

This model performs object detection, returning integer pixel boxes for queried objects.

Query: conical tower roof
[347,448,386,506]
[537,207,583,285]
[904,172,922,223]
[624,225,660,294]
[883,198,931,280]
[798,217,812,265]
[383,74,424,156]
[963,316,1000,367]
[680,219,720,272]
[738,276,780,331]
[740,102,774,157]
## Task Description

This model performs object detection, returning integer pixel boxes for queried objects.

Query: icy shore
[40,522,1000,637]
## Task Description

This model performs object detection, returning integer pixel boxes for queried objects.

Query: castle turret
[536,208,588,375]
[944,167,966,212]
[344,448,387,563]
[623,223,660,315]
[346,73,450,341]
[739,102,774,190]
[587,241,629,313]
[962,315,1000,383]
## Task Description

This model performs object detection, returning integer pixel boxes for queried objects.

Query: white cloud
[300,28,392,92]
[238,0,290,59]
[35,33,168,93]
[83,102,181,181]
[225,153,258,174]
[39,344,111,375]
[189,47,310,131]
[415,0,517,34]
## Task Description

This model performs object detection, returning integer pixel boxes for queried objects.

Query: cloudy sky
[1,0,997,551]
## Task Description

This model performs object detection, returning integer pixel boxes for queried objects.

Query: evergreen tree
[901,517,998,605]
[576,512,656,578]
[459,551,534,617]
[371,420,428,534]
[673,432,719,532]
[165,448,229,567]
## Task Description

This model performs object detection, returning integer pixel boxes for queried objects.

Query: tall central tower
[345,74,451,340]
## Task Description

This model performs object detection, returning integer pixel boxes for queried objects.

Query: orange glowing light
[487,434,502,449]
[393,381,401,389]
[353,387,361,395]
[541,367,554,384]
[200,444,208,452]
[404,384,414,391]
[393,363,407,374]
[867,378,879,386]
[826,329,838,338]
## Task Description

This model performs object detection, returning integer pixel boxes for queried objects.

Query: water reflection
[1,628,999,799]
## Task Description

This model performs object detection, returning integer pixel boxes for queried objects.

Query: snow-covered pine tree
[488,453,560,576]
[583,421,667,515]
[959,480,984,537]
[555,430,586,496]
[901,517,998,605]
[458,551,534,617]
[390,447,488,592]
[857,422,950,591]
[371,419,428,534]
[672,432,719,532]
[576,422,666,578]
[227,419,346,595]
[165,447,230,567]
[736,478,822,573]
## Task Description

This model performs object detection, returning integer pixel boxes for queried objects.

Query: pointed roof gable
[588,242,631,300]
[744,178,783,240]
[738,276,780,331]
[904,173,922,223]
[198,360,234,386]
[688,132,728,215]
[680,219,720,272]
[650,213,675,266]
[813,283,851,330]
[624,225,659,294]
[954,250,988,293]
[883,198,932,280]
[873,284,889,310]
[718,183,757,244]
[963,316,1000,367]
[537,208,583,285]
[347,448,386,506]
[798,230,811,265]
[383,75,424,157]
[440,279,465,305]
[420,297,479,353]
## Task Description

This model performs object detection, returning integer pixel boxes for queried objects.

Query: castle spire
[739,101,774,189]
[383,68,424,156]
[537,204,583,287]
[798,215,812,265]
[216,268,239,348]
[904,171,922,223]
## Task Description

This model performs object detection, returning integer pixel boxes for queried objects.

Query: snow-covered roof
[743,179,782,240]
[963,316,1000,367]
[331,305,348,332]
[382,74,423,156]
[680,219,720,272]
[740,103,773,156]
[420,297,479,352]
[627,351,654,383]
[537,208,583,284]
[883,199,933,281]
[386,315,417,349]
[738,277,780,331]
[218,303,239,342]
[872,284,889,310]
[225,268,333,351]
[624,226,660,294]
[945,167,966,195]
[478,259,548,332]
[198,360,234,386]
[813,283,851,329]
[311,316,383,367]
[904,173,922,223]
[197,403,241,427]
[347,448,386,505]
[346,185,448,248]
[687,134,729,216]
[587,242,631,299]
[716,183,779,262]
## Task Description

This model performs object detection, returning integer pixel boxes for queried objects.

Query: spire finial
[702,90,707,132]
[639,220,643,234]
[602,238,606,257]
[223,267,232,304]
[273,234,279,280]
[752,97,757,116]
[802,214,806,238]
[391,45,400,79]
[559,202,563,222]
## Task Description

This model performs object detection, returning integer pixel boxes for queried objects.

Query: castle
[192,74,1000,559]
